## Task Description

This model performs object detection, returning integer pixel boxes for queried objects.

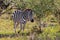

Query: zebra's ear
[31,9,34,15]
[25,9,32,11]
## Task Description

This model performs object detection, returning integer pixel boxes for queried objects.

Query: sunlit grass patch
[0,19,14,34]
[0,36,27,40]
[0,17,37,34]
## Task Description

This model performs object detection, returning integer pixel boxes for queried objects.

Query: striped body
[12,10,25,24]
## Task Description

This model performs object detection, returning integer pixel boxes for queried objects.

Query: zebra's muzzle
[31,19,34,22]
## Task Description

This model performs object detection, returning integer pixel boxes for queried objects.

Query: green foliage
[1,0,59,19]
[0,0,60,40]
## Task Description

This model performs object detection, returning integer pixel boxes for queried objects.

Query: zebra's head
[25,9,34,22]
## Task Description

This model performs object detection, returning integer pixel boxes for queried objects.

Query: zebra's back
[12,10,23,23]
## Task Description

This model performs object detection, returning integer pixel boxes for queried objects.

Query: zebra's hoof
[18,30,21,33]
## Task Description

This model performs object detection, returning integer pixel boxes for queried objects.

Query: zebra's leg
[14,22,19,33]
[18,23,22,33]
[14,22,17,33]
[20,23,22,31]
[22,21,26,31]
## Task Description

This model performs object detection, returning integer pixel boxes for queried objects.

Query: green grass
[0,14,60,40]
[0,36,27,40]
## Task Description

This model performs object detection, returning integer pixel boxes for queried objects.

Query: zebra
[12,8,34,33]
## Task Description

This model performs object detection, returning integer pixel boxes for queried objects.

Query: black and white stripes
[12,9,34,33]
